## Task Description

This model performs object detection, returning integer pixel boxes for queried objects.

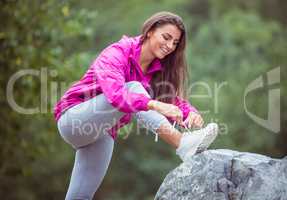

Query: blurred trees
[1,0,286,199]
[1,0,98,199]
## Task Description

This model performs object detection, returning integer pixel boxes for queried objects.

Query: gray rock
[155,149,287,200]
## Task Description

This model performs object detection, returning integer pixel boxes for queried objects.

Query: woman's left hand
[183,112,204,129]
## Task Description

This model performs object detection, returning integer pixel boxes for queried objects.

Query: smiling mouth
[160,47,170,55]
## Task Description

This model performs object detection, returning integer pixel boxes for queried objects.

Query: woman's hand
[148,100,184,125]
[184,112,204,129]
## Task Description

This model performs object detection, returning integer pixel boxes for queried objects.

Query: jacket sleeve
[92,45,151,113]
[174,96,199,121]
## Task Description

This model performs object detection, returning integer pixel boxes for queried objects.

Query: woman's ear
[147,32,151,38]
[147,30,153,38]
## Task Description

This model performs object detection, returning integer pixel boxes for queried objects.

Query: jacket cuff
[139,95,152,111]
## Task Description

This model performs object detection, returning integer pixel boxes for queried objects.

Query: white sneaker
[176,123,219,162]
[196,123,219,153]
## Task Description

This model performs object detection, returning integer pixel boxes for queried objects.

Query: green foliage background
[1,0,286,199]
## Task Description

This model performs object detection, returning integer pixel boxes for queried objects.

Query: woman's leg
[57,89,125,149]
[156,123,182,148]
[65,134,114,200]
[57,81,181,200]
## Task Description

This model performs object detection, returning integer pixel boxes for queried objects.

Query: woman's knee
[125,81,150,97]
[125,81,143,88]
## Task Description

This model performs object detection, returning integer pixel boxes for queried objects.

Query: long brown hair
[140,11,188,104]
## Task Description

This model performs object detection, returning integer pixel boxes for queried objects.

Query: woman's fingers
[194,115,204,128]
[195,117,203,128]
[166,105,183,125]
[190,115,197,128]
[187,116,193,128]
[175,109,183,125]
[197,118,204,128]
[186,113,204,128]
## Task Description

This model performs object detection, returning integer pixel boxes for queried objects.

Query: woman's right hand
[148,100,184,125]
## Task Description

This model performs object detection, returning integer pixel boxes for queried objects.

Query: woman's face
[147,24,182,59]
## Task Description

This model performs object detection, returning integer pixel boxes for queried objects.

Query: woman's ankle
[156,123,182,149]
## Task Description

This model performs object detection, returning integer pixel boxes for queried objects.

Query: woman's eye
[162,35,169,40]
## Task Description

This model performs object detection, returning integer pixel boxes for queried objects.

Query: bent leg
[58,81,181,200]
[57,90,125,148]
[57,81,175,148]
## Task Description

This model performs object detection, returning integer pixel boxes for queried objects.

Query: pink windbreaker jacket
[54,35,198,140]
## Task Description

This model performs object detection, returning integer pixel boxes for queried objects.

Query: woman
[55,11,218,200]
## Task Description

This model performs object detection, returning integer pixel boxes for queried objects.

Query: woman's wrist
[147,100,158,110]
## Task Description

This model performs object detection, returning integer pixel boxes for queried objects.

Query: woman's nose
[166,41,173,50]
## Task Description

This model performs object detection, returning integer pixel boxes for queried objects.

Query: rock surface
[155,149,287,200]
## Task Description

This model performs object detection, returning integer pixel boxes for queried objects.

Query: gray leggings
[57,81,170,200]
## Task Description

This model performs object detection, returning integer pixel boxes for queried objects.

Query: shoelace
[154,121,192,142]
